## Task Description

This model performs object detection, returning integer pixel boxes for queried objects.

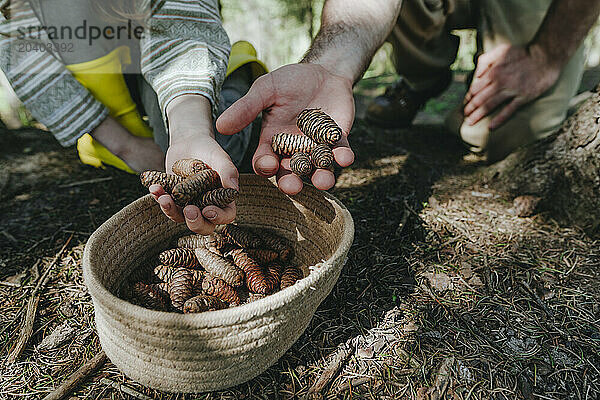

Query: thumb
[208,147,240,190]
[216,74,275,135]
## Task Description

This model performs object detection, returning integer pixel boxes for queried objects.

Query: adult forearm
[301,0,402,82]
[530,0,600,68]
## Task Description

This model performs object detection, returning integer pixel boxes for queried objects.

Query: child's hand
[149,95,239,235]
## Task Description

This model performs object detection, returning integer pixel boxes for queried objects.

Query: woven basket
[83,174,354,393]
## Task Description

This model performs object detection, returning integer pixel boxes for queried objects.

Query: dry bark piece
[271,132,318,156]
[290,152,314,176]
[171,169,221,207]
[194,247,244,287]
[297,108,342,145]
[131,282,169,311]
[158,248,201,269]
[201,274,242,305]
[257,229,294,262]
[280,265,304,289]
[197,188,239,209]
[172,158,211,177]
[245,248,279,264]
[229,248,278,294]
[183,295,228,313]
[140,171,185,193]
[310,144,334,169]
[168,269,195,311]
[217,224,264,248]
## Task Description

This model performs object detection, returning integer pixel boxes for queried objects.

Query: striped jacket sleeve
[140,0,230,126]
[0,1,109,147]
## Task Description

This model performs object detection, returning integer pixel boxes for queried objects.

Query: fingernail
[230,177,239,190]
[161,201,171,211]
[204,209,217,220]
[184,207,198,221]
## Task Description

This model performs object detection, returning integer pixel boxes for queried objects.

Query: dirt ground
[0,75,599,400]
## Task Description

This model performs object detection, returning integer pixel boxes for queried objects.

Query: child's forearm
[166,95,214,145]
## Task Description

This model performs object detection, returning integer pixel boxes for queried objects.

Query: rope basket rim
[82,175,354,329]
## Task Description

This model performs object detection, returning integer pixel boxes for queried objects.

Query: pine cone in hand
[140,171,185,193]
[194,247,244,287]
[290,152,313,176]
[158,248,201,269]
[172,159,210,177]
[296,108,342,145]
[183,294,228,313]
[197,188,239,209]
[171,169,221,207]
[280,265,303,289]
[271,133,318,156]
[201,274,242,305]
[310,144,334,169]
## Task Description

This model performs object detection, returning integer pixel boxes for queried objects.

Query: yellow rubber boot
[226,41,268,79]
[66,46,153,174]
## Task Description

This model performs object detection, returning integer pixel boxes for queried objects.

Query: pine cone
[158,248,201,269]
[217,224,264,249]
[245,248,279,264]
[131,282,169,311]
[169,268,195,311]
[154,265,203,288]
[183,295,228,313]
[310,144,334,169]
[194,247,244,287]
[172,159,210,177]
[171,169,221,207]
[256,229,294,262]
[290,152,313,176]
[140,171,185,193]
[271,133,318,156]
[197,188,239,209]
[201,274,242,305]
[229,249,278,295]
[267,263,284,283]
[177,232,228,251]
[296,108,342,145]
[280,265,304,289]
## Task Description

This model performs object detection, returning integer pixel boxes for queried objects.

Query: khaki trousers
[390,0,585,162]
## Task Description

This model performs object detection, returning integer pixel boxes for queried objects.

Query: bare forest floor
[0,73,599,400]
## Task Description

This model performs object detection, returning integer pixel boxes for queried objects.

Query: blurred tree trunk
[486,85,600,235]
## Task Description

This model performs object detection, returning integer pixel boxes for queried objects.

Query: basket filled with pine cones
[82,173,354,393]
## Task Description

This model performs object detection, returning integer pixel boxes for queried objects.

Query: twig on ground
[0,281,21,288]
[58,177,113,188]
[306,339,355,398]
[335,376,372,393]
[42,351,107,400]
[99,377,153,400]
[519,280,555,319]
[6,234,73,363]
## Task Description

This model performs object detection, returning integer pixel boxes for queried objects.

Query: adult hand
[216,63,355,195]
[148,95,239,235]
[463,44,561,130]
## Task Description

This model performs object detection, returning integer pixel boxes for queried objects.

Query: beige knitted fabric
[82,174,354,393]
